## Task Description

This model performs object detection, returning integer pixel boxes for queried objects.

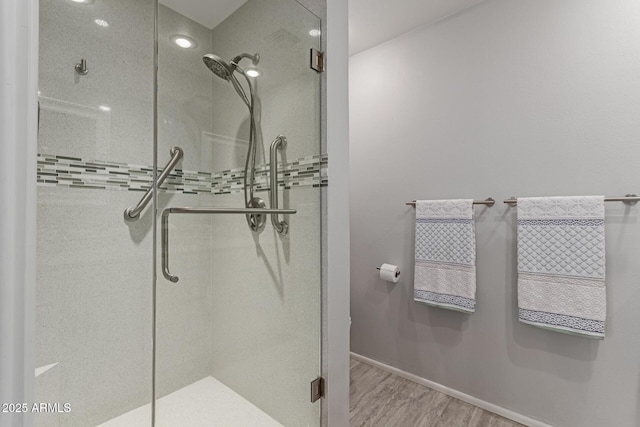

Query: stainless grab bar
[124,146,184,221]
[162,206,297,283]
[270,135,288,235]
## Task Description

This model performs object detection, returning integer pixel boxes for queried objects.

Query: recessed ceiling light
[245,69,261,78]
[70,0,89,3]
[172,36,194,49]
[309,29,321,37]
[94,19,109,27]
[98,105,111,112]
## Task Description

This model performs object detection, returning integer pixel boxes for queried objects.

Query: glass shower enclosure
[35,0,323,425]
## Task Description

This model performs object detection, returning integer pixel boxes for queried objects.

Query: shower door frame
[0,1,38,426]
[1,0,351,425]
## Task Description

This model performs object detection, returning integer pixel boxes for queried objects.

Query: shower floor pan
[98,376,282,427]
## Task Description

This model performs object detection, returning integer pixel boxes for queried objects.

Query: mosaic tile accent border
[37,153,328,194]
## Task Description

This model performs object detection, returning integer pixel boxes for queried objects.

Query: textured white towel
[413,199,476,313]
[517,196,606,338]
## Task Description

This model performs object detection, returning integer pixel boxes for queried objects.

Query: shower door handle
[269,135,288,235]
[161,206,297,283]
[161,209,179,283]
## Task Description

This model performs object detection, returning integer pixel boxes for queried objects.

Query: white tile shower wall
[36,187,153,427]
[155,6,217,399]
[349,1,640,427]
[158,5,215,173]
[36,1,215,425]
[154,193,214,399]
[38,0,154,165]
[207,1,323,425]
[210,0,322,170]
[36,152,327,194]
[208,191,321,427]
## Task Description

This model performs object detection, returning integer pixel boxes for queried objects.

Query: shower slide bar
[124,146,184,222]
[503,194,639,206]
[161,206,297,283]
[406,198,496,207]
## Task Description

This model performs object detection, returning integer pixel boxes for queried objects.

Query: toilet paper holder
[376,266,400,278]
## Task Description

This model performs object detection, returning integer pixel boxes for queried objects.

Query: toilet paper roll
[379,263,400,283]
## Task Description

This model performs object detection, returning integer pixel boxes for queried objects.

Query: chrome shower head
[203,52,260,80]
[203,54,234,80]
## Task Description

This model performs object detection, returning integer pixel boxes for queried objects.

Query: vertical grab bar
[270,135,289,235]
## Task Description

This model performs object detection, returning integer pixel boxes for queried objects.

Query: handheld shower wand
[203,52,264,231]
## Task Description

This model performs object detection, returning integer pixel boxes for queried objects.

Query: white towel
[517,196,606,339]
[413,199,476,313]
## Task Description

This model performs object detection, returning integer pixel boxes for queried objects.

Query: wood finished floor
[350,358,525,427]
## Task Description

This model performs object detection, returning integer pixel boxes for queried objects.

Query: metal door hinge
[310,377,325,402]
[310,48,325,73]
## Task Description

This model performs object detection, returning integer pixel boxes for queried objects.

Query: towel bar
[406,198,495,207]
[504,194,639,207]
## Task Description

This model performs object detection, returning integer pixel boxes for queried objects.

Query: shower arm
[231,53,259,68]
[162,206,297,282]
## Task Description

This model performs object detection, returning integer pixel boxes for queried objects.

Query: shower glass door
[154,1,323,426]
[36,0,156,425]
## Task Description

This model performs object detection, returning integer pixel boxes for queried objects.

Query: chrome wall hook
[75,59,88,75]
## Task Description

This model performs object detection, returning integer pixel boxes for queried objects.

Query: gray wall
[349,1,640,426]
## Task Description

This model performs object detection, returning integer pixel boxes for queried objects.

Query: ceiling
[160,0,247,29]
[349,0,486,56]
[160,0,486,56]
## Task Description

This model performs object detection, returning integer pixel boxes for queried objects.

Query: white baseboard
[350,352,553,427]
